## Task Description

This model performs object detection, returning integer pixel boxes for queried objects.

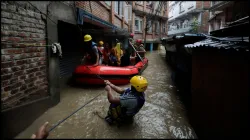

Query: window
[155,21,160,34]
[114,1,123,16]
[180,20,184,28]
[135,17,143,32]
[104,1,111,6]
[136,1,143,5]
[124,5,132,22]
[147,21,152,33]
[162,22,167,34]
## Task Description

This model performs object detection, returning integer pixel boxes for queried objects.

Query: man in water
[104,75,148,125]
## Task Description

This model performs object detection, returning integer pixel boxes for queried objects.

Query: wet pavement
[16,46,197,139]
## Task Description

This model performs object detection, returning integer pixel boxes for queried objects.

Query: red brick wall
[146,34,153,39]
[114,14,122,28]
[76,1,110,22]
[201,11,209,33]
[203,1,210,9]
[1,1,48,110]
[134,33,143,40]
[196,1,202,9]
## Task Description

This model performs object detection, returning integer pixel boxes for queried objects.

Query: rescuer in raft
[134,39,146,63]
[128,33,135,57]
[102,43,111,65]
[104,75,148,125]
[82,34,102,66]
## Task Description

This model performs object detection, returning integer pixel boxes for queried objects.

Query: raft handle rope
[86,66,105,81]
[49,92,103,132]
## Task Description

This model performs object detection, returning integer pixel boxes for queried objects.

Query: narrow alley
[16,48,197,139]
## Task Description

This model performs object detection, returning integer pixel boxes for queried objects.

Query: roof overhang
[208,1,234,12]
[77,8,130,37]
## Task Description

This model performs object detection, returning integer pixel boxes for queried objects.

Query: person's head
[84,34,92,46]
[99,41,104,46]
[130,75,148,93]
[110,49,115,55]
[136,39,142,46]
[130,33,134,38]
[123,48,129,56]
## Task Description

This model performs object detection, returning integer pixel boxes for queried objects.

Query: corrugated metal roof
[184,38,249,51]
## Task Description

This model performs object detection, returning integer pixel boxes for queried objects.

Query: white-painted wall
[168,1,196,20]
[167,1,202,35]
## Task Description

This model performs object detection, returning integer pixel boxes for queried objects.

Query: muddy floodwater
[16,47,197,139]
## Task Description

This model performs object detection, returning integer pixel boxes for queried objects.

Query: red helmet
[130,33,134,37]
[136,39,142,43]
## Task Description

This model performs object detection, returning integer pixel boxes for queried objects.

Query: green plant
[190,17,200,33]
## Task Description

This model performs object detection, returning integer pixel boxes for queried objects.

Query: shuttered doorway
[58,20,83,78]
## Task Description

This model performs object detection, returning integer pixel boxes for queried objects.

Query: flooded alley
[16,48,197,139]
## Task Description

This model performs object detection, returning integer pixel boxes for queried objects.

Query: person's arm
[95,54,100,65]
[31,122,49,139]
[105,85,120,104]
[93,46,99,66]
[104,80,125,94]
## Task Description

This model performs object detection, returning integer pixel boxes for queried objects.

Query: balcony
[168,27,191,36]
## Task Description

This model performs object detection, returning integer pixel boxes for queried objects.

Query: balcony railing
[168,27,191,35]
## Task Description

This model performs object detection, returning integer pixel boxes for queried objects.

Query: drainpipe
[201,1,204,33]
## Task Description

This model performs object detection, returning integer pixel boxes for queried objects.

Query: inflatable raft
[72,58,148,85]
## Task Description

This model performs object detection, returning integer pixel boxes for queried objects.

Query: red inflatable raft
[72,58,148,85]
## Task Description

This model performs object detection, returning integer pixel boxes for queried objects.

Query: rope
[48,92,102,132]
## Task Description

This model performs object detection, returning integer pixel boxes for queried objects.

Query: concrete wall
[168,1,196,20]
[168,1,210,35]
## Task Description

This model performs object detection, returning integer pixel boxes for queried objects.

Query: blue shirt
[119,88,145,116]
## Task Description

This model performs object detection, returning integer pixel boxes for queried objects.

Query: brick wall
[203,1,210,9]
[134,33,143,40]
[1,1,48,110]
[76,1,110,22]
[201,11,209,33]
[114,15,122,28]
[196,1,202,9]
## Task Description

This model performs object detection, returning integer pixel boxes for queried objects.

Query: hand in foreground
[105,85,111,91]
[31,122,49,139]
[93,63,99,67]
[104,80,111,86]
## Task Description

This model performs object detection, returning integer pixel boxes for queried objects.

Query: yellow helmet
[130,75,148,92]
[99,41,104,45]
[84,34,92,42]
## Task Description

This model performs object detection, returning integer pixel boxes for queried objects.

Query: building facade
[132,1,168,50]
[1,1,132,138]
[167,1,210,36]
[208,1,249,33]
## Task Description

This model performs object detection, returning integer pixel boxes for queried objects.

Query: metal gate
[58,20,83,78]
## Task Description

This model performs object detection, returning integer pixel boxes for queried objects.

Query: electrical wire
[26,1,57,25]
